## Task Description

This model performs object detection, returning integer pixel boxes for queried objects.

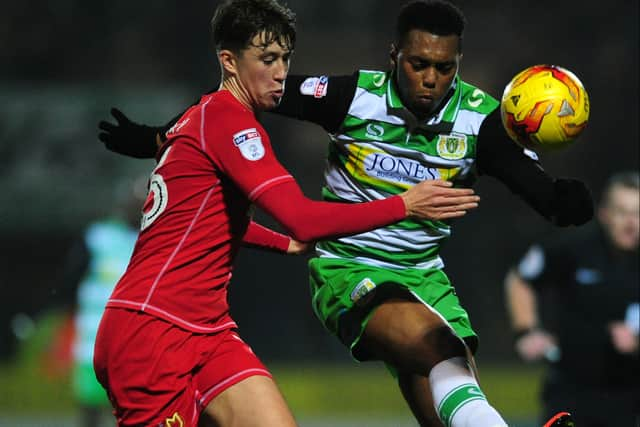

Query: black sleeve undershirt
[271,73,358,133]
[476,110,557,220]
[160,73,358,136]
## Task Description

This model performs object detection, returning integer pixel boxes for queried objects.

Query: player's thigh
[360,297,466,372]
[203,375,297,427]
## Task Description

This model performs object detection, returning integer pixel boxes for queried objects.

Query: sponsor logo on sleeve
[166,118,190,136]
[299,76,328,98]
[232,128,265,161]
[372,72,386,88]
[467,88,486,108]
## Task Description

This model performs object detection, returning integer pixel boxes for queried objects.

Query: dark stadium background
[0,0,637,425]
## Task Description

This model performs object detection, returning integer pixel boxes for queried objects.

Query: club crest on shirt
[233,128,265,161]
[299,76,328,98]
[436,133,467,160]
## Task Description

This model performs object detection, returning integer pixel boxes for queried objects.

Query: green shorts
[309,257,478,361]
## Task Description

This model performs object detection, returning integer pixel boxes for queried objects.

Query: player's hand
[400,180,480,220]
[515,329,558,362]
[552,178,594,226]
[286,239,313,255]
[98,108,161,159]
[609,322,639,354]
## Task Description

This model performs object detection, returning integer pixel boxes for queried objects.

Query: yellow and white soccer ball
[500,64,590,151]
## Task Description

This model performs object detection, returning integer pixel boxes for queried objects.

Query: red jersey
[107,90,294,333]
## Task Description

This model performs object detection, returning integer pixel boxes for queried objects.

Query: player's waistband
[106,299,237,334]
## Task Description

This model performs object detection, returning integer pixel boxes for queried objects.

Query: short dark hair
[601,171,640,206]
[211,0,296,53]
[395,0,466,51]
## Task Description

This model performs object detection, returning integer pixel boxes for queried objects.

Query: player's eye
[436,63,455,73]
[411,61,428,71]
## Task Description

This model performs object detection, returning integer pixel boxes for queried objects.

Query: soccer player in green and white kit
[98,1,591,425]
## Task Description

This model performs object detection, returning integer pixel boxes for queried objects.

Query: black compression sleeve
[476,110,557,219]
[158,73,358,139]
[272,73,358,133]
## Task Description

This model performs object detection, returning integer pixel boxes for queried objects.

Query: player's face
[392,30,460,120]
[235,33,292,111]
[599,186,640,251]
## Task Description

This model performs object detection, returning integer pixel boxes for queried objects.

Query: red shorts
[94,308,271,426]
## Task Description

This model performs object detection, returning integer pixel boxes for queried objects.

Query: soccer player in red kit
[93,0,482,426]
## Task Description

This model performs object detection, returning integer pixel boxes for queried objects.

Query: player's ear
[218,49,238,76]
[389,43,398,69]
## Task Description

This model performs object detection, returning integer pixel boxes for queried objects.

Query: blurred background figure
[67,177,144,426]
[505,171,639,426]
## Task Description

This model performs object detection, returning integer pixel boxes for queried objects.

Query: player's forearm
[242,221,291,253]
[477,111,593,226]
[505,269,540,332]
[255,181,406,242]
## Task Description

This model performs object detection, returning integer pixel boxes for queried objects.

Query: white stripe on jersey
[336,225,450,253]
[315,247,445,271]
[349,87,405,125]
[452,109,488,135]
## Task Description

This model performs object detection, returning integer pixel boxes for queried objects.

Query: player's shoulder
[202,91,252,120]
[173,91,260,140]
[355,69,390,95]
[457,78,499,114]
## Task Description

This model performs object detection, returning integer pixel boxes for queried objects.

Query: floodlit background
[0,1,638,426]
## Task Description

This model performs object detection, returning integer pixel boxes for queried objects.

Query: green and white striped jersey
[316,70,499,270]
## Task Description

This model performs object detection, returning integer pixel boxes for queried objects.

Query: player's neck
[221,79,255,113]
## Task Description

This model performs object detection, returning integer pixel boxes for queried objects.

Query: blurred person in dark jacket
[505,171,639,427]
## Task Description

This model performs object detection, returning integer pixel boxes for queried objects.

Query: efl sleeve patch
[299,76,328,98]
[232,128,265,161]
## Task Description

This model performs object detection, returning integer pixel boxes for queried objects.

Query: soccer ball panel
[500,65,589,151]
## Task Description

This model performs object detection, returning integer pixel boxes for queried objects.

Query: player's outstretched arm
[97,73,354,159]
[477,111,593,226]
[254,179,479,242]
